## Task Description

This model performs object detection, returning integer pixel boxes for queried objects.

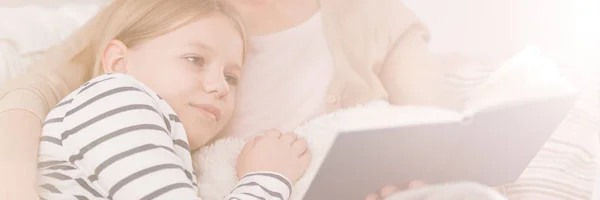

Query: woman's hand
[364,180,428,200]
[236,130,312,182]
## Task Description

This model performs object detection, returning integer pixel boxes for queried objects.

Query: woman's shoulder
[0,72,56,121]
[320,0,426,38]
[321,0,421,21]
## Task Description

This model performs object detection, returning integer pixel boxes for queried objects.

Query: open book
[302,46,580,199]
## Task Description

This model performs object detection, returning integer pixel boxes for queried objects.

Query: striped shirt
[37,74,292,200]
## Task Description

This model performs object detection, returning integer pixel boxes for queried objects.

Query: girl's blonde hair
[39,0,246,86]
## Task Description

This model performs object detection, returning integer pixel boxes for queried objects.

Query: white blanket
[192,100,506,200]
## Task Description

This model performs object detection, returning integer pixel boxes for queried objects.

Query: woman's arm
[0,110,42,200]
[375,0,460,110]
[377,24,461,109]
[378,24,440,106]
[0,74,87,200]
[0,86,55,200]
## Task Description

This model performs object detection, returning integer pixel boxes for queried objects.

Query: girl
[35,0,309,199]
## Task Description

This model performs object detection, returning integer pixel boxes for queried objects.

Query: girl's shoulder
[82,73,146,90]
[55,73,164,115]
[43,73,169,138]
[73,73,160,100]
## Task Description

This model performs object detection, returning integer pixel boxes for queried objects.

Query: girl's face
[103,13,244,150]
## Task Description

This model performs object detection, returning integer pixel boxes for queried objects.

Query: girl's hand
[236,130,312,182]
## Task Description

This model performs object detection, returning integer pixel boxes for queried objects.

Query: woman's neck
[230,0,320,36]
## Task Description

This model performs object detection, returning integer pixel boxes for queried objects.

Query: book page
[463,45,579,115]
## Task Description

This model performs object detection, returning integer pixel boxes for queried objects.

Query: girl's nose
[202,71,230,99]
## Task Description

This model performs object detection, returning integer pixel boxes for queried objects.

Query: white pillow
[0,5,99,85]
[0,42,42,85]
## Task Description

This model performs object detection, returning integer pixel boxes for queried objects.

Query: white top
[230,12,334,139]
[37,74,292,200]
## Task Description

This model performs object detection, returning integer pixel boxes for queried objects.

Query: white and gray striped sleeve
[228,172,293,200]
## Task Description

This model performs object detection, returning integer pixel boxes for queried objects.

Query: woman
[187,1,600,199]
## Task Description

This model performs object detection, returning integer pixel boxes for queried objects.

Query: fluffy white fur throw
[192,100,505,200]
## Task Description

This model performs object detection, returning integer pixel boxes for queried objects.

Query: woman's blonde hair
[42,0,246,85]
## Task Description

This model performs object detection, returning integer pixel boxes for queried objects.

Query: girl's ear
[101,40,129,73]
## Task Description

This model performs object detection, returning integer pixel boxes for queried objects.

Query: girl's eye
[186,56,206,67]
[225,75,238,85]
